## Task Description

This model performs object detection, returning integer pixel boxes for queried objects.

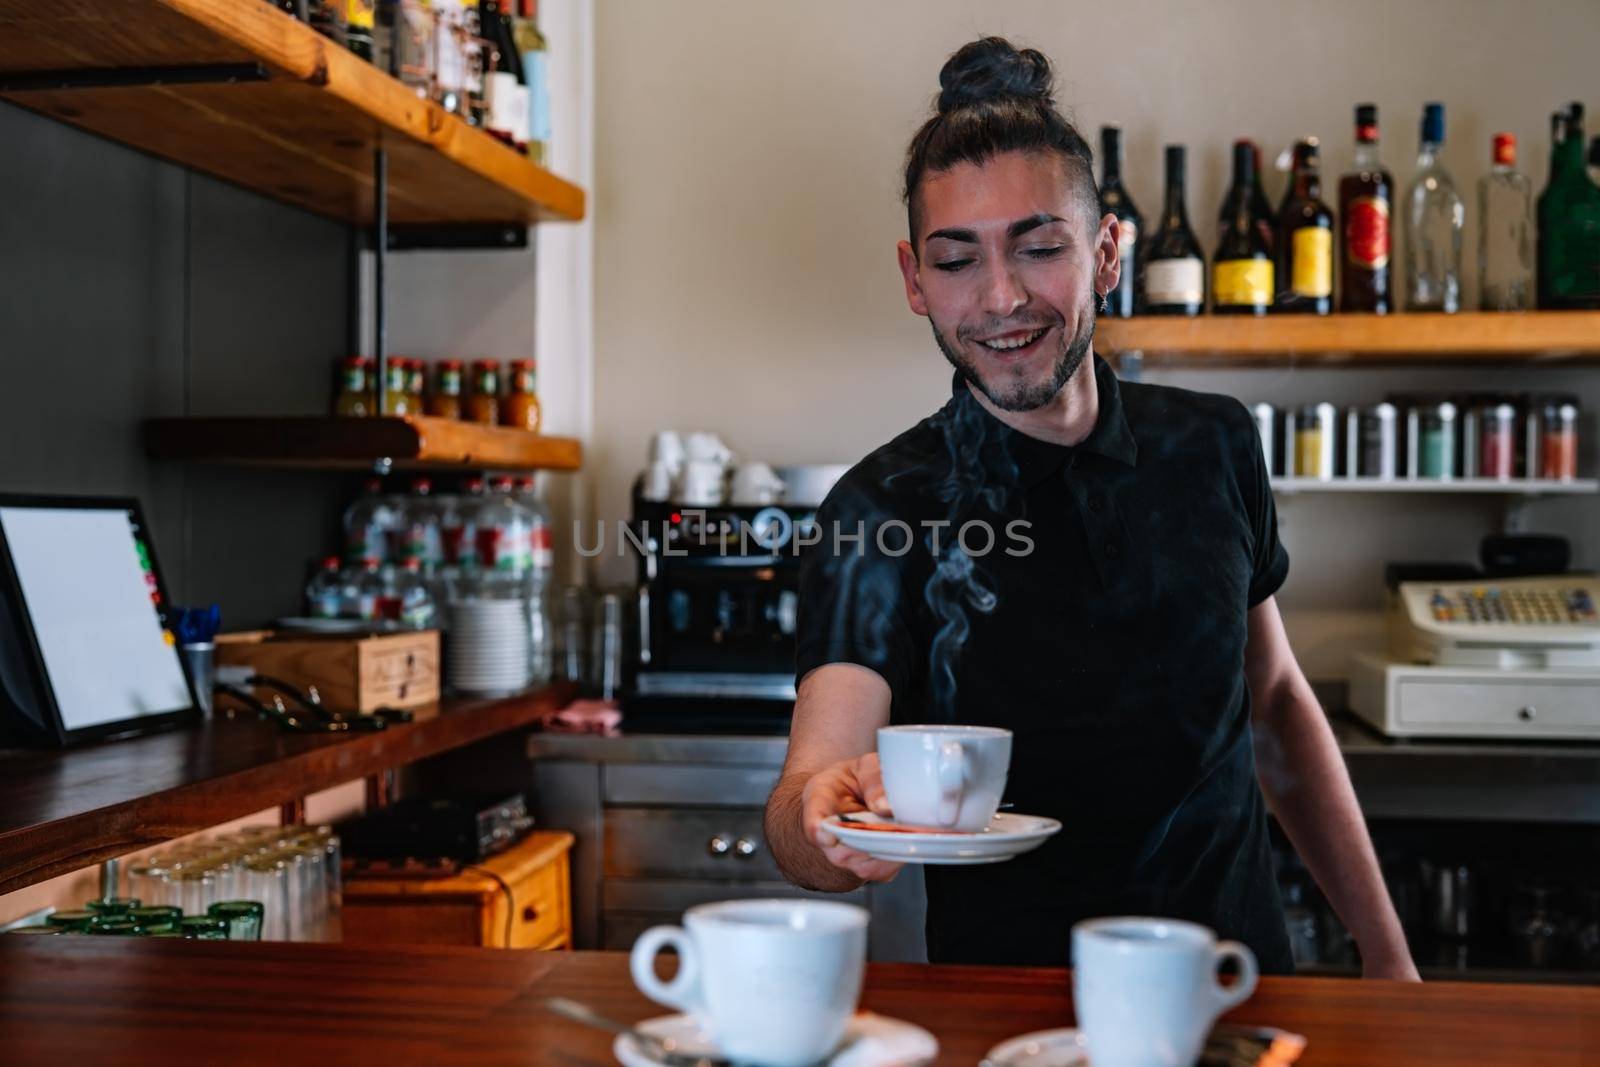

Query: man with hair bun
[764,36,1418,980]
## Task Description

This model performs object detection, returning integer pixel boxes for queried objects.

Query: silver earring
[1098,291,1110,314]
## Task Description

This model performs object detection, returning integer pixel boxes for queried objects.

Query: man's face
[897,151,1120,412]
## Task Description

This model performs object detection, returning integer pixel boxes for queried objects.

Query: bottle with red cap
[1480,132,1534,311]
[391,478,445,569]
[342,478,398,565]
[474,476,534,592]
[305,557,345,619]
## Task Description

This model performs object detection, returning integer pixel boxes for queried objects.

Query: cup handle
[629,925,701,1015]
[935,740,966,827]
[1210,940,1259,1014]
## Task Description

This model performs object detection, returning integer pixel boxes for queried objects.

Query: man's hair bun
[936,36,1054,114]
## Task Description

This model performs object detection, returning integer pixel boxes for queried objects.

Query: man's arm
[764,663,904,892]
[1245,596,1420,982]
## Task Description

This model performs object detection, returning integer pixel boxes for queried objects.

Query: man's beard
[931,287,1095,413]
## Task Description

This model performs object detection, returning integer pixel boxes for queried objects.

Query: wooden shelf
[0,683,575,896]
[144,415,583,472]
[1272,477,1599,495]
[1099,311,1600,367]
[0,0,585,226]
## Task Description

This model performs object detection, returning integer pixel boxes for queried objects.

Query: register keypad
[1429,586,1598,625]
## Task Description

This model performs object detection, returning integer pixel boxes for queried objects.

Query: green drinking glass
[207,901,265,941]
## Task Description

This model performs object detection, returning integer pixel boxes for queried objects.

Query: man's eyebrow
[923,214,1067,245]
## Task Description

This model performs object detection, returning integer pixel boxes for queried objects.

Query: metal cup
[180,642,216,715]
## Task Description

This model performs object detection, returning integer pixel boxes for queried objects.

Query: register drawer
[603,764,781,807]
[605,807,780,880]
[1397,675,1600,737]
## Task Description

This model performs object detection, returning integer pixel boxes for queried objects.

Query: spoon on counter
[540,997,737,1067]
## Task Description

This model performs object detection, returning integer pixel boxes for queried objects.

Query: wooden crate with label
[341,831,574,949]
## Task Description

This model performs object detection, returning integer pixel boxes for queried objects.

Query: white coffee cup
[684,431,733,465]
[1071,917,1258,1067]
[649,430,686,475]
[675,459,725,505]
[730,461,785,505]
[630,899,868,1067]
[877,724,1011,831]
[639,461,673,502]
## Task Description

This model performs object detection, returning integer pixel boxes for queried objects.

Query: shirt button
[1104,543,1120,559]
[1088,495,1105,513]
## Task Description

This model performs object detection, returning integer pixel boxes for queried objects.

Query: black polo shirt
[794,355,1294,973]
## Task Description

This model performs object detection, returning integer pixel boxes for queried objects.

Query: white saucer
[613,1011,937,1067]
[822,812,1061,865]
[980,1028,1088,1067]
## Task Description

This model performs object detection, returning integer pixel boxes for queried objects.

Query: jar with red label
[466,360,501,425]
[1479,402,1517,480]
[1540,396,1580,481]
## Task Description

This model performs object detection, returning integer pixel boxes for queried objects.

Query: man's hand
[800,753,905,883]
[1362,953,1422,982]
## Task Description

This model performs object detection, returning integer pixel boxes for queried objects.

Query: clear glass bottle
[393,478,445,568]
[1479,133,1534,311]
[305,557,344,619]
[354,558,386,621]
[342,478,397,565]
[1404,102,1464,312]
[398,559,437,630]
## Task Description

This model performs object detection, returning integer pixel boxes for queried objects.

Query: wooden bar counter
[1,939,1595,1065]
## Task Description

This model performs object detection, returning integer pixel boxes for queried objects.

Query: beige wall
[590,1,1599,669]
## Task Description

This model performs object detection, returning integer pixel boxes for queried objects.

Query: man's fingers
[855,753,894,816]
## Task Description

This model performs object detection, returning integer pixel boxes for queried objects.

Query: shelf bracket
[385,224,529,251]
[0,63,269,93]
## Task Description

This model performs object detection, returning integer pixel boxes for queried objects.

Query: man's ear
[897,240,930,317]
[1094,213,1122,300]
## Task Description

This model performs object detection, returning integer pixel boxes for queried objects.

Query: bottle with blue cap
[1404,102,1464,312]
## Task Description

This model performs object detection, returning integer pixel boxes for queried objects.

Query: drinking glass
[242,856,290,941]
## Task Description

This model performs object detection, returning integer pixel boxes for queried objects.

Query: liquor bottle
[1274,139,1334,314]
[1404,102,1464,312]
[462,0,487,127]
[1098,124,1142,317]
[512,0,550,163]
[1537,103,1600,309]
[1338,104,1394,313]
[481,0,522,81]
[345,0,374,61]
[1247,141,1275,250]
[1139,145,1204,316]
[1213,141,1273,315]
[434,0,467,116]
[1479,133,1534,311]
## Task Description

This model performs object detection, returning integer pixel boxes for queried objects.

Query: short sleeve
[1243,406,1290,607]
[794,481,920,710]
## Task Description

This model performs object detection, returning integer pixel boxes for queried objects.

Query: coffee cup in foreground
[876,724,1011,831]
[1072,917,1258,1067]
[629,899,868,1067]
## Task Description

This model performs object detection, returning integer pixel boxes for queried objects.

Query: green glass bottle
[1538,103,1600,309]
[178,916,229,941]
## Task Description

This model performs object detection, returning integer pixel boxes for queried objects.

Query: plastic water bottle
[343,479,398,564]
[392,478,444,567]
[305,557,344,619]
[354,559,386,621]
[513,476,554,592]
[478,477,534,593]
[397,559,437,629]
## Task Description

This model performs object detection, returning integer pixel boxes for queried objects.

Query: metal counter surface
[527,714,1600,823]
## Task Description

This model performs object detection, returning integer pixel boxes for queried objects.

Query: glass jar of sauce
[1479,402,1517,480]
[1541,396,1580,481]
[333,356,372,417]
[382,357,412,416]
[466,360,501,425]
[501,359,542,432]
[406,359,426,412]
[427,359,464,420]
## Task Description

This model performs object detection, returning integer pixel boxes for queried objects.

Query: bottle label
[1345,196,1391,270]
[347,0,374,29]
[343,365,366,392]
[476,526,531,572]
[516,368,537,393]
[476,369,499,395]
[1291,227,1333,297]
[1213,259,1274,307]
[1143,258,1203,305]
[531,524,553,570]
[386,363,407,391]
[439,369,462,396]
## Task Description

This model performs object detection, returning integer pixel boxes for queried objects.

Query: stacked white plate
[446,598,532,695]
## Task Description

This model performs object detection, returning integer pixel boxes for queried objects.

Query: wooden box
[340,831,575,950]
[215,629,440,712]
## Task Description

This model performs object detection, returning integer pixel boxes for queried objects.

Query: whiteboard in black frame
[0,495,199,747]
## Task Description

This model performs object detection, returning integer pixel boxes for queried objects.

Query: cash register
[1350,550,1600,740]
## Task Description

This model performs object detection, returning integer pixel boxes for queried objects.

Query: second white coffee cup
[629,899,868,1067]
[877,724,1012,831]
[1072,917,1259,1067]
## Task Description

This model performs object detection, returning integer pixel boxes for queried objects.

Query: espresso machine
[624,465,844,732]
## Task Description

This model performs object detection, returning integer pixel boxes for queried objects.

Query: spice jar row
[332,356,542,432]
